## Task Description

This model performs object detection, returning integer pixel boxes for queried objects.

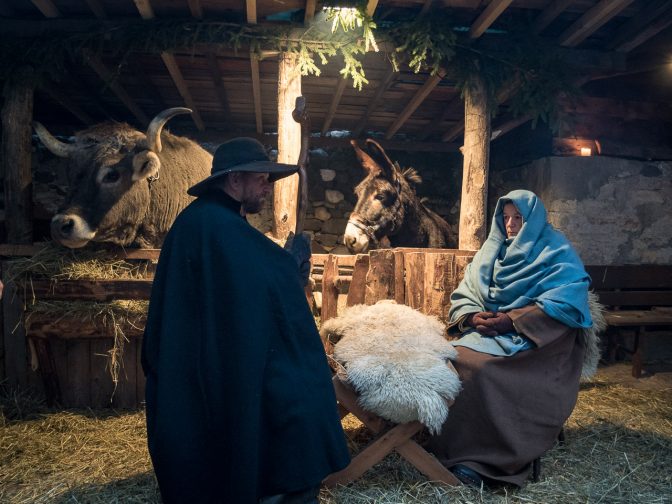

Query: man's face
[503,202,523,238]
[240,172,272,214]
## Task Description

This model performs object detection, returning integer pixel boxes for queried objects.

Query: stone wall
[490,156,672,265]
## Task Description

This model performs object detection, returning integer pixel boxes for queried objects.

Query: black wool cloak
[141,190,350,503]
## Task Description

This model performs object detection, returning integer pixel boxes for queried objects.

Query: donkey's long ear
[351,139,382,176]
[365,139,398,180]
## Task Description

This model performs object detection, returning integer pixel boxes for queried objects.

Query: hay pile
[1,364,670,503]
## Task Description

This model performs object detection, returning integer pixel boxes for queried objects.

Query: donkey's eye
[376,191,396,204]
[102,169,120,184]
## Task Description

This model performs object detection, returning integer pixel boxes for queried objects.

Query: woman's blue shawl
[450,190,592,354]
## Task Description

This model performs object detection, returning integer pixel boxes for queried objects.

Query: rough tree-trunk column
[272,53,302,240]
[458,72,491,251]
[2,65,35,244]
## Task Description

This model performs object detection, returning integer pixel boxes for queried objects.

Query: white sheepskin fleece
[321,301,461,434]
[581,290,607,380]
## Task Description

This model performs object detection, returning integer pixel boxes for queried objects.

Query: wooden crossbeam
[352,67,397,138]
[205,52,231,119]
[385,70,446,139]
[533,0,573,34]
[30,0,59,17]
[366,0,379,17]
[160,52,205,130]
[559,0,635,47]
[469,0,512,39]
[321,76,348,135]
[608,0,672,52]
[246,0,257,23]
[84,51,149,126]
[187,0,203,18]
[304,0,317,24]
[83,0,106,18]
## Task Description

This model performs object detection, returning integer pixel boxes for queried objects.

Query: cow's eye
[102,169,120,184]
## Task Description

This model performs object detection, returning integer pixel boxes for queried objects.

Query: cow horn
[146,107,192,153]
[33,121,76,158]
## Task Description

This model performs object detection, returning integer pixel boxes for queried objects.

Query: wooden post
[272,53,302,240]
[458,72,491,251]
[2,65,35,244]
[365,250,397,305]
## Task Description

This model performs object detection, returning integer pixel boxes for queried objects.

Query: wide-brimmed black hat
[187,137,298,196]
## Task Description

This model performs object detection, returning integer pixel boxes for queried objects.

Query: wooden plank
[596,291,672,308]
[611,8,672,53]
[585,265,672,289]
[321,76,348,135]
[26,313,145,340]
[160,52,205,131]
[559,0,635,47]
[395,440,461,486]
[2,66,34,244]
[346,254,370,307]
[321,255,340,323]
[90,339,115,408]
[205,52,231,118]
[2,276,29,388]
[246,0,257,23]
[603,310,672,326]
[366,0,378,17]
[423,253,455,320]
[23,279,153,302]
[0,244,161,260]
[250,55,263,134]
[312,254,357,268]
[187,0,203,18]
[469,0,513,39]
[385,70,445,140]
[393,250,405,304]
[404,252,425,311]
[533,0,573,34]
[136,337,146,406]
[365,250,396,305]
[65,339,91,408]
[304,0,316,24]
[50,337,68,406]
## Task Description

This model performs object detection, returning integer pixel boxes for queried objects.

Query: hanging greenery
[0,13,578,125]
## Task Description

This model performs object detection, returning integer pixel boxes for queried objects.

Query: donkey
[344,139,451,253]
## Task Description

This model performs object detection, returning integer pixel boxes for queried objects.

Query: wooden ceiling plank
[205,52,232,119]
[31,0,60,17]
[321,76,349,135]
[352,67,397,138]
[250,55,263,133]
[385,69,446,140]
[559,0,635,47]
[160,52,205,130]
[246,0,257,24]
[187,0,203,19]
[304,0,316,24]
[609,1,672,52]
[127,55,168,113]
[39,85,95,125]
[84,51,149,126]
[133,0,155,19]
[532,0,573,34]
[469,0,513,39]
[83,0,106,18]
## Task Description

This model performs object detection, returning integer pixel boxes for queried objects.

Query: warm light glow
[580,147,592,156]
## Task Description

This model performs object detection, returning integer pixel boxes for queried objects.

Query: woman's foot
[451,464,484,487]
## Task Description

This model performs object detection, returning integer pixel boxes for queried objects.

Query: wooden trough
[1,244,474,409]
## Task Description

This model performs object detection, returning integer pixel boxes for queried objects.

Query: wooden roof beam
[533,0,573,34]
[160,53,205,131]
[608,0,672,52]
[385,69,446,140]
[84,0,106,18]
[469,0,513,39]
[133,0,155,19]
[187,0,203,19]
[30,0,59,17]
[304,0,316,24]
[366,0,379,17]
[352,67,397,138]
[205,52,232,120]
[247,0,262,133]
[38,84,95,126]
[321,76,348,135]
[83,51,149,126]
[559,0,635,47]
[246,0,257,23]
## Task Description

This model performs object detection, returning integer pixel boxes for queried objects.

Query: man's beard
[241,197,264,214]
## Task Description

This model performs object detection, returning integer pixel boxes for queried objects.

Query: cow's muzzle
[51,213,96,248]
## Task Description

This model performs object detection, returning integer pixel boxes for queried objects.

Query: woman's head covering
[450,189,592,329]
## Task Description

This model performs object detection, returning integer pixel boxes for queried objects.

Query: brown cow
[33,108,212,248]
[344,139,451,253]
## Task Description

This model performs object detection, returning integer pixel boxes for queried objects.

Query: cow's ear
[132,151,161,182]
[350,139,381,176]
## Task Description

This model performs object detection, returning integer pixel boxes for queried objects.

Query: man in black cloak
[141,138,350,503]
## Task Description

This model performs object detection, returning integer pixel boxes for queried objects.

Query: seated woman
[428,189,593,487]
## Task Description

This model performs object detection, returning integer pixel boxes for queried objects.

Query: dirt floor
[1,360,671,503]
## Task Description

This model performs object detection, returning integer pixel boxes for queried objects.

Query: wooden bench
[586,265,672,378]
